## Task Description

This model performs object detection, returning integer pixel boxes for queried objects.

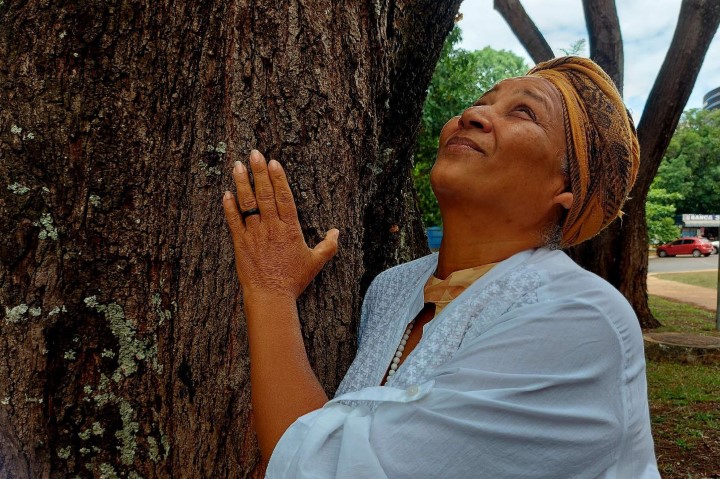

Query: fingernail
[234,161,245,173]
[268,159,279,170]
[224,191,232,200]
[250,149,261,163]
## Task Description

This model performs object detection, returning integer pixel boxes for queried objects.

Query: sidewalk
[646,272,718,312]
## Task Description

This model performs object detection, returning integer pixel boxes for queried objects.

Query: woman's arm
[222,150,339,461]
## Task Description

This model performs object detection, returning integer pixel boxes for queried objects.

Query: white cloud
[457,0,720,119]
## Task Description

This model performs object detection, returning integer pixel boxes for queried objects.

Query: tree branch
[635,0,720,195]
[582,0,623,93]
[494,0,554,64]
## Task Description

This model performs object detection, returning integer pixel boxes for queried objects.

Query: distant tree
[645,187,682,244]
[413,26,527,226]
[494,0,720,328]
[653,108,720,214]
[651,157,693,206]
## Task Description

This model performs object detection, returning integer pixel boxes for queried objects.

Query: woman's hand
[223,152,332,459]
[222,150,339,300]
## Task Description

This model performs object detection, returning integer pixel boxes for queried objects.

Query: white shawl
[267,248,659,478]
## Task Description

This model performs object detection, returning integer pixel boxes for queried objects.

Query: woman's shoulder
[361,253,437,319]
[529,249,633,308]
[369,253,438,290]
[522,249,641,349]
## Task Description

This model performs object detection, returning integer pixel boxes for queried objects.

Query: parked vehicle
[712,240,719,255]
[656,237,713,257]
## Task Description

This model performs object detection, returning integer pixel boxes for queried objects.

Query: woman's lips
[446,136,484,154]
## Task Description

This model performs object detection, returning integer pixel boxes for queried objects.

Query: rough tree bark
[0,1,461,477]
[496,0,720,329]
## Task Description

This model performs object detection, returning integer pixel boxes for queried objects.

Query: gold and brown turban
[527,56,640,247]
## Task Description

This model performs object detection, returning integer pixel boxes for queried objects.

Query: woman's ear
[553,192,573,210]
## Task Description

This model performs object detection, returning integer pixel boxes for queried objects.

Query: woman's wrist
[243,287,298,305]
[242,287,301,331]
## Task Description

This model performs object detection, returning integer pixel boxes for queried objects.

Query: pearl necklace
[386,319,415,381]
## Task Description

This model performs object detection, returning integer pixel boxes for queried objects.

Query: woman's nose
[458,105,493,133]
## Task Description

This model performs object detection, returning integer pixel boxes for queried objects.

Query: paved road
[648,254,719,273]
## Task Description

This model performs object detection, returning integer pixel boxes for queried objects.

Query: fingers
[233,159,259,224]
[268,160,299,224]
[222,191,246,236]
[248,150,278,220]
[312,229,340,266]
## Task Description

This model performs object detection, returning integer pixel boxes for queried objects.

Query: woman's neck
[435,223,540,279]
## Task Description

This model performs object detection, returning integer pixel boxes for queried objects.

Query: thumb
[312,228,340,265]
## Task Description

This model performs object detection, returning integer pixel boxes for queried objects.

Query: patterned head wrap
[527,56,640,247]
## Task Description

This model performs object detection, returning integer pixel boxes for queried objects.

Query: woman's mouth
[446,136,484,154]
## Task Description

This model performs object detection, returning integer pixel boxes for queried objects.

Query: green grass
[646,362,720,405]
[647,295,719,335]
[646,295,720,406]
[646,359,720,471]
[655,271,718,289]
[647,295,720,477]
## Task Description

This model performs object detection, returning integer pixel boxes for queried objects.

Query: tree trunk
[582,0,623,93]
[0,1,460,477]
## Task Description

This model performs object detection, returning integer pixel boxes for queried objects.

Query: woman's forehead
[482,77,563,111]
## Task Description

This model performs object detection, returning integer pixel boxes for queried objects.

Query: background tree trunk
[493,0,553,64]
[582,0,623,92]
[497,0,720,329]
[0,1,460,477]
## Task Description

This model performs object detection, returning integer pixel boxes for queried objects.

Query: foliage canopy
[645,187,682,244]
[652,108,720,215]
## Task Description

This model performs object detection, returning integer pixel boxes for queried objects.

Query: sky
[456,0,720,122]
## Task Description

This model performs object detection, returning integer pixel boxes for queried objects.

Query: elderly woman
[222,57,660,478]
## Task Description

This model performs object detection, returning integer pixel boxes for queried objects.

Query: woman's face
[430,76,572,234]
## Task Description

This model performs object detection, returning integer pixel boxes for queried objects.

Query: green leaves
[646,187,682,244]
[652,108,720,215]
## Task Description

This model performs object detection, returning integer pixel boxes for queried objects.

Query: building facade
[679,214,719,240]
[704,86,720,110]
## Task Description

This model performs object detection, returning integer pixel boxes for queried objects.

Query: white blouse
[267,248,660,478]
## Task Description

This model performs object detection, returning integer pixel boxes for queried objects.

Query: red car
[656,237,713,257]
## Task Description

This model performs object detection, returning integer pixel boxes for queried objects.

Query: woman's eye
[515,105,536,120]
